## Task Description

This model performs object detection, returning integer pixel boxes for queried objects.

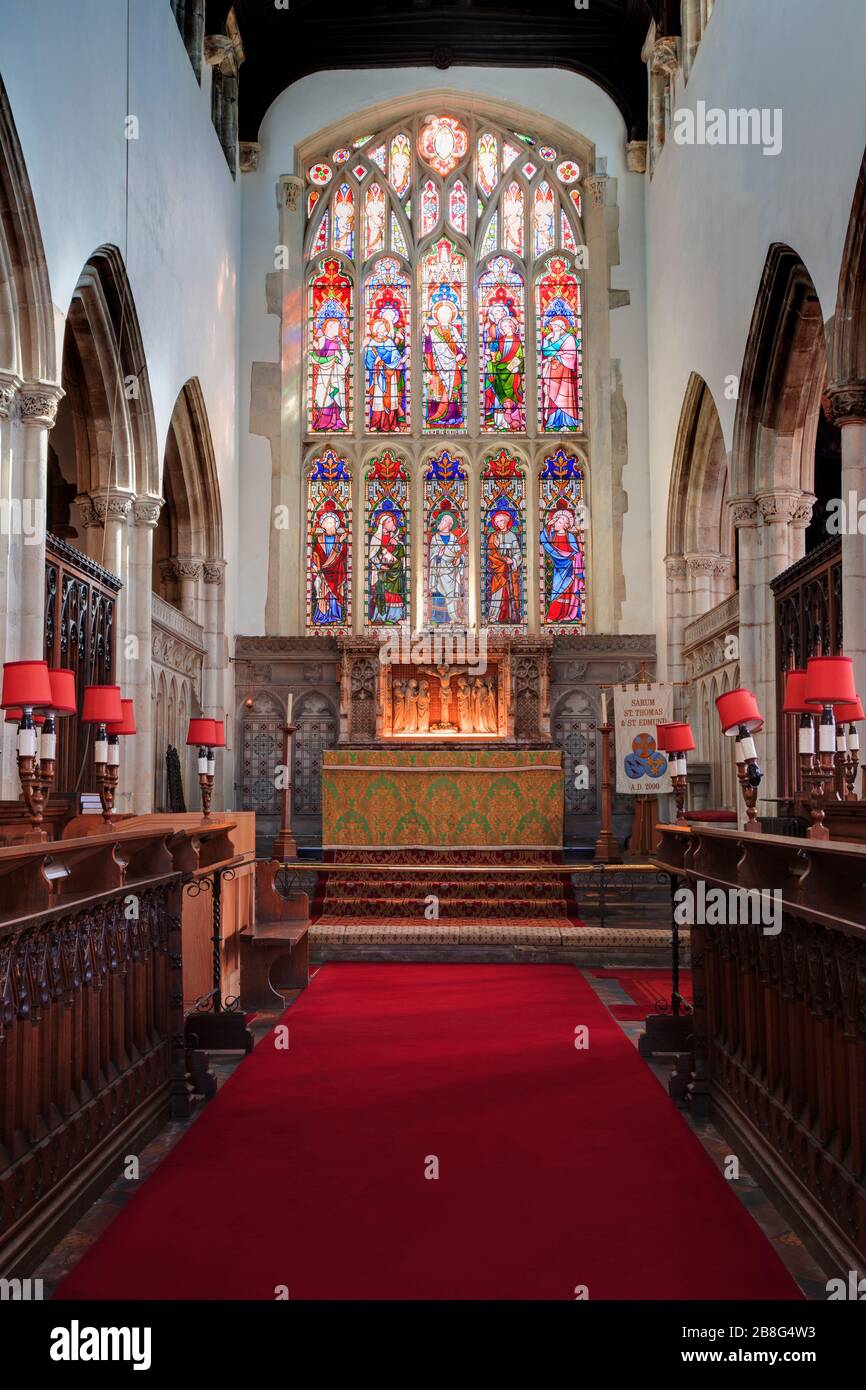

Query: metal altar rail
[263,859,673,934]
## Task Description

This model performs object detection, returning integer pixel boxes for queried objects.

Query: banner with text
[613,682,674,795]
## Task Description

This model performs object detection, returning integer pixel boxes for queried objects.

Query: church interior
[2,0,866,1345]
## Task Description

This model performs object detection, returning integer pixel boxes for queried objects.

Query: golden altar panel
[322,747,564,849]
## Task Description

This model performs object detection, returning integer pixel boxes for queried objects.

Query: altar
[324,633,564,851]
[322,746,564,850]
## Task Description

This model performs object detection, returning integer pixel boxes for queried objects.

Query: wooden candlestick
[593,722,622,863]
[736,757,763,833]
[271,721,299,860]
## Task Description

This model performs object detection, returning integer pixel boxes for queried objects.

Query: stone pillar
[685,552,719,619]
[166,556,202,622]
[826,382,866,700]
[122,495,163,813]
[17,383,64,657]
[664,554,689,688]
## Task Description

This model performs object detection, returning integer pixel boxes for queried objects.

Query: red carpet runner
[56,964,799,1301]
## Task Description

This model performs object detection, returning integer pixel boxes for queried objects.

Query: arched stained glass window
[481,450,526,627]
[478,256,525,433]
[365,451,410,627]
[421,237,467,432]
[539,448,586,631]
[363,256,410,433]
[308,257,352,433]
[307,450,352,631]
[302,108,589,632]
[424,450,468,626]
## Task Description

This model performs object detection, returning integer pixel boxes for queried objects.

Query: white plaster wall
[237,66,650,636]
[1,0,241,630]
[646,0,866,670]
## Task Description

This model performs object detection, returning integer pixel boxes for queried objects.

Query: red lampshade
[81,684,123,725]
[1,659,53,709]
[716,688,763,736]
[804,655,857,706]
[187,717,217,746]
[210,719,226,749]
[4,708,45,725]
[48,667,77,716]
[659,721,695,754]
[834,696,865,723]
[783,668,821,715]
[107,698,137,736]
[655,724,669,752]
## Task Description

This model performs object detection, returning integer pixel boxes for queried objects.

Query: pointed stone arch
[0,74,54,382]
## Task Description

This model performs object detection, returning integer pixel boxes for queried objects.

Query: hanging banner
[613,682,674,795]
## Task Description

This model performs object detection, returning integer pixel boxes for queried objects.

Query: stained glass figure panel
[423,450,468,626]
[477,132,499,197]
[536,255,583,432]
[421,237,468,431]
[502,181,524,255]
[307,450,352,630]
[539,448,586,630]
[365,452,410,627]
[332,183,354,257]
[448,178,468,235]
[363,256,410,433]
[420,178,440,237]
[364,183,387,259]
[308,257,352,432]
[478,256,525,433]
[389,133,412,196]
[533,181,556,258]
[481,450,526,626]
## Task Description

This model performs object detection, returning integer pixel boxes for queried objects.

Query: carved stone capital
[652,35,680,77]
[825,380,866,427]
[0,371,22,418]
[203,558,227,585]
[18,380,64,428]
[204,27,243,76]
[75,494,100,529]
[756,490,815,527]
[133,495,164,528]
[665,554,688,579]
[728,497,759,529]
[169,556,203,582]
[277,174,304,214]
[626,140,647,174]
[713,556,734,579]
[239,141,261,173]
[90,491,133,523]
[685,552,719,576]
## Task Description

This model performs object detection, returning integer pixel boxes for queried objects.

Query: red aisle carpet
[56,964,799,1301]
[591,968,694,1020]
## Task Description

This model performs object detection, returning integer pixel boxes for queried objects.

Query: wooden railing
[0,818,250,1278]
[654,823,866,1275]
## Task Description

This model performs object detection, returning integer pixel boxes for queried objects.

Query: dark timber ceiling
[206,0,673,144]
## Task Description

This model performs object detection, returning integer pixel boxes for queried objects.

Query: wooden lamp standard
[834,696,864,800]
[800,655,859,839]
[81,685,124,825]
[715,688,764,833]
[656,721,695,822]
[187,718,218,819]
[1,659,55,838]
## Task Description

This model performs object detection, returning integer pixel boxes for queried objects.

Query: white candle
[207,752,216,775]
[40,729,57,761]
[94,736,108,764]
[836,728,847,753]
[849,727,860,752]
[739,733,757,761]
[107,740,120,767]
[198,753,209,774]
[798,724,815,756]
[818,721,835,754]
[17,725,38,758]
[286,692,294,725]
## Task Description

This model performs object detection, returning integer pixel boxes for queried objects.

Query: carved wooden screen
[293,694,338,816]
[240,694,283,815]
[771,536,843,798]
[552,690,598,840]
[44,534,120,794]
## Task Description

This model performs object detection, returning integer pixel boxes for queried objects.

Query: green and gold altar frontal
[322,747,563,849]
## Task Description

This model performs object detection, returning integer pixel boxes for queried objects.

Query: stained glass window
[302,109,589,633]
[539,449,586,630]
[364,183,386,259]
[421,237,467,431]
[365,451,410,627]
[481,451,526,626]
[424,450,468,626]
[536,255,583,432]
[478,257,525,433]
[308,257,352,433]
[363,257,410,433]
[307,450,352,631]
[332,183,354,256]
[502,181,524,255]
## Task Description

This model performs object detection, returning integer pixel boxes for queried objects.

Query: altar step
[315,869,581,924]
[310,921,680,967]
